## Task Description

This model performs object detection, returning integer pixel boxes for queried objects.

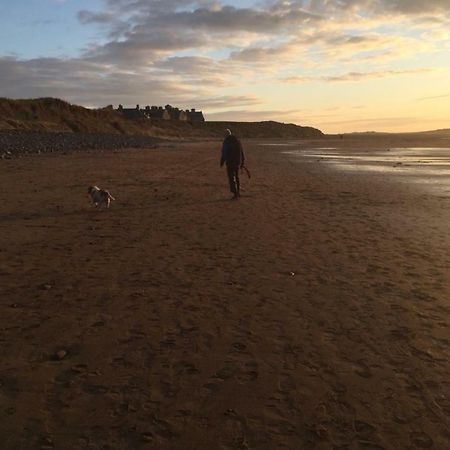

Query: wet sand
[1,139,449,449]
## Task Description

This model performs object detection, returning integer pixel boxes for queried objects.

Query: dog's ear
[87,186,92,193]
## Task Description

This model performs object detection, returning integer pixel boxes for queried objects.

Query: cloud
[155,55,218,73]
[306,0,450,16]
[206,108,306,122]
[193,95,262,109]
[152,56,235,86]
[0,56,191,106]
[78,11,116,25]
[83,1,321,33]
[61,1,450,70]
[283,68,435,83]
[315,115,444,131]
[378,0,449,15]
[1,0,449,117]
[76,2,324,65]
[0,56,260,110]
[418,93,450,101]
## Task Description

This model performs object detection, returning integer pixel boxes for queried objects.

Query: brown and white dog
[87,186,115,209]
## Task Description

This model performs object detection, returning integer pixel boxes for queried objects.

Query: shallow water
[283,146,450,195]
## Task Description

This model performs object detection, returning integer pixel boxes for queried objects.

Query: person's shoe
[231,193,239,200]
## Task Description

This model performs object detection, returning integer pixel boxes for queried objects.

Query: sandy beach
[1,137,449,449]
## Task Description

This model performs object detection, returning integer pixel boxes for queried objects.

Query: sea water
[282,146,450,195]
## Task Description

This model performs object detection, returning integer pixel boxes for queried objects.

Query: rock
[5,407,16,415]
[0,130,162,156]
[55,350,67,360]
[40,437,54,449]
[142,432,153,442]
[71,364,87,373]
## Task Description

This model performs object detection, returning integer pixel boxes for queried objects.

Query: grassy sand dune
[0,98,323,139]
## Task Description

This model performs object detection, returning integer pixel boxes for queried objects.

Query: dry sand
[0,138,449,450]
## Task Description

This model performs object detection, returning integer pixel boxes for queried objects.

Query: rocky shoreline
[0,130,163,158]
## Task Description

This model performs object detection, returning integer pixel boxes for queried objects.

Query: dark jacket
[221,135,245,167]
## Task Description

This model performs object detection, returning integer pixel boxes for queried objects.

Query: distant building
[146,106,170,120]
[186,108,205,123]
[117,104,150,120]
[165,105,187,121]
[117,104,205,122]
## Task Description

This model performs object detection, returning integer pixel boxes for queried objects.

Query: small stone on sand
[55,350,67,360]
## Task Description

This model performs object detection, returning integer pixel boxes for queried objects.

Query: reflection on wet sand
[284,146,450,194]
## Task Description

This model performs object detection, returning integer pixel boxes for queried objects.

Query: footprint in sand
[140,426,176,445]
[201,382,219,397]
[389,303,408,313]
[160,381,178,399]
[112,356,133,368]
[237,361,259,382]
[331,382,347,394]
[149,380,177,402]
[82,383,108,395]
[215,363,239,380]
[147,417,179,440]
[221,410,249,450]
[357,443,386,450]
[231,342,247,352]
[410,431,433,448]
[353,419,376,439]
[353,360,373,378]
[392,408,420,425]
[389,326,412,340]
[172,360,198,375]
[159,337,177,348]
[277,373,296,393]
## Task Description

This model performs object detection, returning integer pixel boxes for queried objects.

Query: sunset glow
[1,0,449,133]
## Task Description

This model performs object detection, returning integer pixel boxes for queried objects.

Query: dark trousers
[226,165,240,195]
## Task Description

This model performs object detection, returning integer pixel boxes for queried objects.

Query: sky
[0,0,449,133]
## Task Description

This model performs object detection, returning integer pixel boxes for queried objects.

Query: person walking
[220,129,245,200]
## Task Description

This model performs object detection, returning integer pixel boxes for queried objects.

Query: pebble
[40,437,54,449]
[55,350,67,360]
[71,364,87,373]
[142,432,153,442]
[0,130,161,157]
